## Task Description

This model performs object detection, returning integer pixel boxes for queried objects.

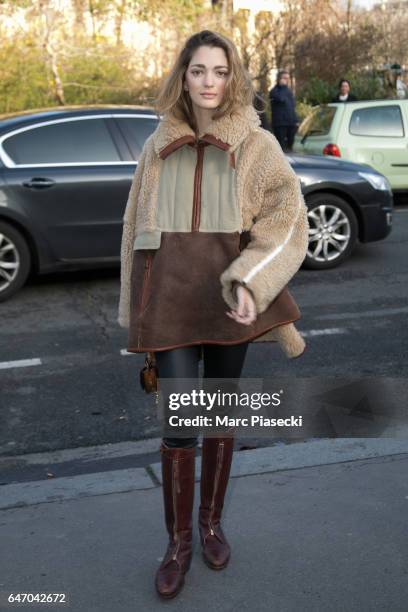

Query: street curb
[149,437,408,483]
[1,438,407,511]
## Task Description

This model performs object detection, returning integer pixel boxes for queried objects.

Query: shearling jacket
[118,104,310,359]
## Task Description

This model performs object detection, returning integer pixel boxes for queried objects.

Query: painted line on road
[0,329,351,370]
[300,327,349,337]
[0,320,388,370]
[316,306,408,320]
[0,358,42,370]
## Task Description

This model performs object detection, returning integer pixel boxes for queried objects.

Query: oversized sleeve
[220,132,309,314]
[117,144,149,328]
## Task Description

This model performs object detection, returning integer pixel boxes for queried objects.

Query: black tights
[155,342,249,448]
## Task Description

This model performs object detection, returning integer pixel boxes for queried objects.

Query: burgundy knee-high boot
[155,442,196,598]
[198,435,234,569]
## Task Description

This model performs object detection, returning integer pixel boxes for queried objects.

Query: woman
[118,30,309,599]
[331,78,358,103]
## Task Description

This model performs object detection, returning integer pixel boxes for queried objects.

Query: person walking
[332,78,358,102]
[118,29,309,599]
[268,70,299,151]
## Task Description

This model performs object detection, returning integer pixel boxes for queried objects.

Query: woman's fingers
[226,302,256,325]
[228,311,255,325]
[225,285,257,325]
[226,310,251,324]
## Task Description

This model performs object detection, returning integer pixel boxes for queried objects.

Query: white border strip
[243,194,301,284]
[0,358,42,370]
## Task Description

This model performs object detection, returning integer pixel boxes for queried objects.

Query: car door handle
[22,178,56,189]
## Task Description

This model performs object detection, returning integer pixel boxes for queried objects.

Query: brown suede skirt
[127,231,301,353]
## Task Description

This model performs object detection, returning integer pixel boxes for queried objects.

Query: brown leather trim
[159,135,196,159]
[200,133,230,151]
[137,252,153,347]
[127,316,301,353]
[192,143,205,231]
[229,151,235,169]
[159,133,230,159]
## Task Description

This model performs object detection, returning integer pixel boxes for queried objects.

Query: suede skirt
[127,230,301,354]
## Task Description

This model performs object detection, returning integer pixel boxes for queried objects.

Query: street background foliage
[0,0,407,122]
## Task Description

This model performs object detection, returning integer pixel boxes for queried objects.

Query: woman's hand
[226,284,257,325]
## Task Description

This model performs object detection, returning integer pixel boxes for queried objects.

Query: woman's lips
[201,93,217,98]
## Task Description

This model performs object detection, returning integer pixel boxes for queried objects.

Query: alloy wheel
[0,232,20,292]
[307,204,351,263]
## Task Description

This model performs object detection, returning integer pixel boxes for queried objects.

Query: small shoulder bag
[140,351,158,394]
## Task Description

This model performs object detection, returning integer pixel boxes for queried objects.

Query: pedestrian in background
[269,69,299,151]
[332,78,358,102]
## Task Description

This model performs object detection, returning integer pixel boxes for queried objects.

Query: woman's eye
[190,70,228,77]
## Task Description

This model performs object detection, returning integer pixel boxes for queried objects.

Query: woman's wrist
[232,281,242,301]
[232,281,256,305]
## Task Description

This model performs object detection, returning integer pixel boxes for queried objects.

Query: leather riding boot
[198,435,234,570]
[155,442,196,599]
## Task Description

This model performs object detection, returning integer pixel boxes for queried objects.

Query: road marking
[300,327,349,337]
[0,358,42,370]
[316,306,408,320]
[0,319,389,370]
[120,348,135,356]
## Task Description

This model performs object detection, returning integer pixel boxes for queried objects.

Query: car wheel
[0,221,31,301]
[303,193,358,270]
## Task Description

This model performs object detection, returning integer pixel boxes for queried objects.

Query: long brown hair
[154,30,257,133]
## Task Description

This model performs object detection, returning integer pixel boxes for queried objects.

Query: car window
[297,105,337,138]
[2,118,122,164]
[349,105,404,137]
[114,116,158,160]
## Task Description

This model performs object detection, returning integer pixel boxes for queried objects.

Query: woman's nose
[203,74,215,87]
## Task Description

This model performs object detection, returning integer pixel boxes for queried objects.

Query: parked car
[293,99,408,205]
[290,152,393,269]
[0,105,158,301]
[0,105,393,300]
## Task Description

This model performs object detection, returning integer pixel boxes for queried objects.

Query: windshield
[298,105,337,138]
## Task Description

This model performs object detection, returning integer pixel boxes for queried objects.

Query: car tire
[303,193,358,270]
[0,221,31,301]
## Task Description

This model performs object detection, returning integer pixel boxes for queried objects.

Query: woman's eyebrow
[189,63,228,69]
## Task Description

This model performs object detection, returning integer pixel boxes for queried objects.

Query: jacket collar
[152,104,261,160]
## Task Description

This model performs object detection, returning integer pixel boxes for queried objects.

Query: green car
[294,99,408,204]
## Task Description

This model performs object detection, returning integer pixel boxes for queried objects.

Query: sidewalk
[1,439,408,611]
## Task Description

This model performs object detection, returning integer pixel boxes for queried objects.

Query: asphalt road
[1,207,407,457]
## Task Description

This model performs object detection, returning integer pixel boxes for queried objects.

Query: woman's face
[184,45,229,110]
